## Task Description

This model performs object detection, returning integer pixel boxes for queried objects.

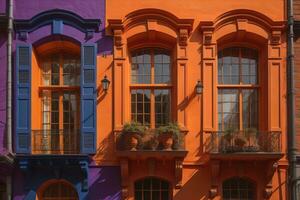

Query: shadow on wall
[88,166,122,200]
[94,131,116,162]
[174,167,210,200]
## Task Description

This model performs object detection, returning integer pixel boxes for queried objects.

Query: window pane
[155,90,170,127]
[131,50,151,84]
[154,50,171,84]
[131,89,151,126]
[223,178,254,200]
[242,89,258,129]
[218,47,258,85]
[135,178,170,200]
[218,89,239,130]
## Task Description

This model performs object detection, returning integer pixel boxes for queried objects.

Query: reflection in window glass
[135,178,170,200]
[218,47,258,85]
[42,54,80,86]
[155,89,170,127]
[218,47,258,131]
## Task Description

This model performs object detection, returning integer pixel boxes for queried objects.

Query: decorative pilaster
[209,160,220,198]
[264,162,278,198]
[110,24,126,129]
[176,28,189,127]
[201,27,217,131]
[120,158,129,199]
[175,158,184,189]
[268,30,282,131]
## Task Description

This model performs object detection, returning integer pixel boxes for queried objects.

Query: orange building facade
[98,1,289,200]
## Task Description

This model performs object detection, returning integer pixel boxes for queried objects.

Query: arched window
[222,177,255,200]
[218,47,258,131]
[130,49,172,128]
[41,181,78,200]
[0,182,6,200]
[135,177,170,200]
[39,52,80,153]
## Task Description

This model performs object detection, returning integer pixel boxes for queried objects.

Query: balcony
[32,129,80,154]
[114,128,188,159]
[205,130,283,160]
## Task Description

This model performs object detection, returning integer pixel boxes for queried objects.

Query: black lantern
[195,80,203,95]
[101,75,110,91]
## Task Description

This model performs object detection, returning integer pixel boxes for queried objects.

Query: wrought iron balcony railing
[32,129,80,154]
[205,130,281,154]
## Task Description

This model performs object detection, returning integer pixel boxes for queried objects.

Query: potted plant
[219,127,236,152]
[122,122,146,150]
[244,127,259,151]
[142,129,159,150]
[156,122,181,150]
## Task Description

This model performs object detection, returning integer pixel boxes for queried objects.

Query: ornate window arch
[37,180,78,200]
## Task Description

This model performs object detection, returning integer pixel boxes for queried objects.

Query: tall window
[131,49,171,128]
[39,53,80,153]
[41,181,78,200]
[135,177,170,200]
[218,47,258,131]
[223,178,255,200]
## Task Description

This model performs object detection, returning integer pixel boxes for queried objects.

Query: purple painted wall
[14,0,102,20]
[0,0,6,15]
[13,166,122,200]
[89,166,122,200]
[0,31,7,155]
[13,0,112,54]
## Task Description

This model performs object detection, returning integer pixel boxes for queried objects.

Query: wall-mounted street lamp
[195,80,203,95]
[101,75,110,92]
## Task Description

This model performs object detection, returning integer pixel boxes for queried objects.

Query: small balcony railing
[32,129,80,154]
[205,130,281,154]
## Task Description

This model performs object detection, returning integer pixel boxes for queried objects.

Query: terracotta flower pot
[159,133,174,150]
[124,132,141,151]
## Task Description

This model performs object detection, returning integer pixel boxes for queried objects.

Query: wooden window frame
[222,178,255,200]
[130,48,172,128]
[217,47,259,131]
[134,177,171,200]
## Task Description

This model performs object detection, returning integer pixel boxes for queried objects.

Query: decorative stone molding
[175,159,184,189]
[120,158,129,199]
[270,30,282,45]
[210,161,220,197]
[14,9,101,34]
[179,29,189,46]
[113,29,124,47]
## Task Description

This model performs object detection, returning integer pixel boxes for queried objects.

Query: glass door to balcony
[33,53,80,154]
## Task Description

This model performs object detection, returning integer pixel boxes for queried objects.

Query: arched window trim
[37,180,78,200]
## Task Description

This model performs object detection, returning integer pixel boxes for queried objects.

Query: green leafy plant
[156,122,180,137]
[223,127,237,141]
[123,121,146,134]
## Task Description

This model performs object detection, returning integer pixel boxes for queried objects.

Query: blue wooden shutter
[81,44,97,154]
[16,45,31,153]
